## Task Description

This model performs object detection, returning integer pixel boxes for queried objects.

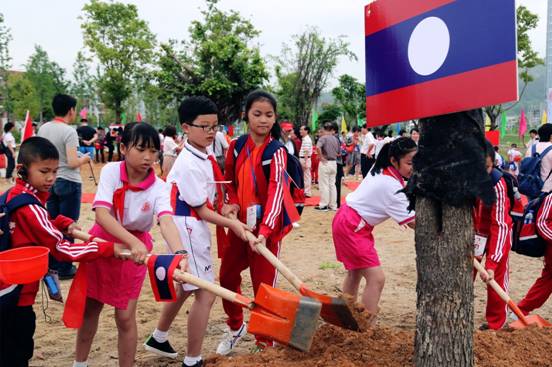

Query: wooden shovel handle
[473,258,528,324]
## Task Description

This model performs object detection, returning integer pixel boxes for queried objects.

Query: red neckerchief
[382,166,406,187]
[112,161,156,222]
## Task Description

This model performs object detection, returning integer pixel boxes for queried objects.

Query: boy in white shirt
[144,96,250,367]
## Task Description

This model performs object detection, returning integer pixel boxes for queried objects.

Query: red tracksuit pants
[518,243,552,315]
[474,254,510,329]
[219,231,280,344]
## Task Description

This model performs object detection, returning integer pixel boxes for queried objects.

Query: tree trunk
[414,198,474,367]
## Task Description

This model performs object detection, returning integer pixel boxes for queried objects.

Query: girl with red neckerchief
[331,137,417,317]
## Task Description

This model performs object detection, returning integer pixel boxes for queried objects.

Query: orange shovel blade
[509,314,552,330]
[248,283,321,352]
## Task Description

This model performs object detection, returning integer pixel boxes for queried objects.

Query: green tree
[71,50,96,110]
[25,45,68,121]
[485,5,544,130]
[81,0,156,122]
[156,0,268,124]
[0,13,12,119]
[274,27,356,126]
[6,73,40,120]
[318,103,342,124]
[332,74,365,127]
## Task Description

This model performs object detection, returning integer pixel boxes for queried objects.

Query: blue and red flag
[147,254,184,302]
[364,0,517,127]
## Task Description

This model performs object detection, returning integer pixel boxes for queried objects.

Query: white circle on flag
[155,266,166,281]
[408,17,450,76]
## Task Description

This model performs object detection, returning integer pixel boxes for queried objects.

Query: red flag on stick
[136,112,143,122]
[21,110,34,143]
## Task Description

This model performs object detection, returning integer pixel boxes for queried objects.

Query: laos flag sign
[364,0,517,127]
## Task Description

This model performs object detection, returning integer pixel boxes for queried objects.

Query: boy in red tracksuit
[0,137,132,367]
[518,194,552,314]
[473,146,513,330]
[217,91,293,354]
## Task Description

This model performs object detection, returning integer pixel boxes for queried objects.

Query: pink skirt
[332,204,380,270]
[86,224,153,309]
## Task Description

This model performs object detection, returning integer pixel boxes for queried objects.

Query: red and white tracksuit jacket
[519,194,552,314]
[473,176,512,329]
[0,179,114,307]
[220,134,289,344]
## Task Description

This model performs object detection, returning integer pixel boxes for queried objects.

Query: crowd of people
[4,90,552,367]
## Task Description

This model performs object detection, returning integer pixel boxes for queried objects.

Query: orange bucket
[0,246,49,284]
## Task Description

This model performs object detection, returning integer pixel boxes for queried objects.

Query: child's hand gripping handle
[473,258,529,326]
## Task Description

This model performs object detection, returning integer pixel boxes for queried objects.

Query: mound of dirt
[206,324,552,367]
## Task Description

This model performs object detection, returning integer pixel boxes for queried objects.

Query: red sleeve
[224,139,239,206]
[14,204,114,262]
[485,179,512,271]
[52,214,74,232]
[259,147,287,238]
[537,195,552,242]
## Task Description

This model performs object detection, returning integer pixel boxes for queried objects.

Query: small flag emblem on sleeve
[147,255,184,302]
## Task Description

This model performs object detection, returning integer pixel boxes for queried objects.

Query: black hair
[484,140,495,160]
[301,125,311,133]
[4,122,14,133]
[399,129,407,136]
[352,127,359,133]
[387,130,393,137]
[97,126,104,131]
[158,128,163,133]
[52,94,77,116]
[511,143,517,148]
[494,146,499,152]
[410,128,419,134]
[163,125,177,139]
[244,90,280,140]
[80,118,88,123]
[178,96,218,125]
[538,124,552,142]
[371,137,417,176]
[530,129,538,135]
[121,122,161,151]
[17,137,59,180]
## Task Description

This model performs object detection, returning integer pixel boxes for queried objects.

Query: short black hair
[97,126,104,131]
[163,125,177,138]
[410,128,419,134]
[18,137,59,168]
[121,122,161,151]
[538,124,552,142]
[530,129,538,135]
[52,94,77,116]
[301,125,311,133]
[352,127,359,133]
[4,122,14,133]
[178,96,218,125]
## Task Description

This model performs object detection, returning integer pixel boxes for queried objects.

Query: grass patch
[319,262,340,270]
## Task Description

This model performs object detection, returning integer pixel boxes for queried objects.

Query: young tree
[25,45,68,121]
[71,51,96,111]
[0,13,12,120]
[156,0,268,124]
[6,73,40,120]
[81,0,156,122]
[485,5,543,129]
[274,27,356,126]
[332,74,366,126]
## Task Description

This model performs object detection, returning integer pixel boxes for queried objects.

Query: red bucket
[0,247,49,284]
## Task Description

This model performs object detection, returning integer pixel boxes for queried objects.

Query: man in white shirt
[360,125,376,177]
[213,126,229,172]
[299,125,313,197]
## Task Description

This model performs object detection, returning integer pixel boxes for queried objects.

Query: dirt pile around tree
[207,324,552,367]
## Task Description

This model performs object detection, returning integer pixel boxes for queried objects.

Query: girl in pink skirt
[74,123,186,367]
[332,137,417,316]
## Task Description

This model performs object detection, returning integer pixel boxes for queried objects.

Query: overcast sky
[1,0,548,87]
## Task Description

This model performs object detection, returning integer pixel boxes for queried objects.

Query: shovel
[243,231,362,331]
[72,229,322,351]
[473,258,552,329]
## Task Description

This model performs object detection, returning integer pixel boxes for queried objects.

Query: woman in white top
[162,125,182,179]
[3,122,16,181]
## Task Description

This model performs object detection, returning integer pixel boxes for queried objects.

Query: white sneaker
[216,323,247,355]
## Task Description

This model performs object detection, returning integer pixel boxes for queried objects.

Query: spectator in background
[115,126,123,160]
[360,125,376,178]
[316,122,341,211]
[374,129,387,158]
[3,122,16,182]
[213,125,229,172]
[38,94,91,279]
[526,129,539,150]
[525,124,552,193]
[410,128,420,145]
[105,127,116,162]
[280,122,295,156]
[507,143,522,176]
[158,128,165,172]
[299,125,313,197]
[162,125,182,178]
[95,126,106,163]
[77,118,97,160]
[494,146,505,169]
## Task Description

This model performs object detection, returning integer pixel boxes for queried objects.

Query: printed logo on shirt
[141,202,151,212]
[205,265,212,272]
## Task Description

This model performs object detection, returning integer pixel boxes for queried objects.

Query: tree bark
[415,198,474,367]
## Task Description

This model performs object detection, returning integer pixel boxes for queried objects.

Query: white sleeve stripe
[491,181,508,263]
[538,196,552,240]
[29,205,63,242]
[266,149,285,228]
[55,245,99,258]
